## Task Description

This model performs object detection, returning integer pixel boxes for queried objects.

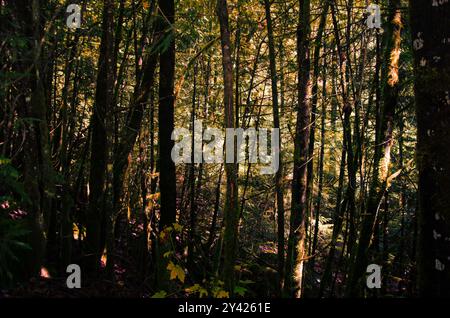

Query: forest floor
[1,276,142,298]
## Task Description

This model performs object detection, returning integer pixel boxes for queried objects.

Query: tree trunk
[217,0,239,294]
[188,63,198,272]
[410,0,450,297]
[306,0,329,256]
[285,0,311,298]
[264,0,286,294]
[311,54,327,268]
[86,0,115,273]
[158,0,177,230]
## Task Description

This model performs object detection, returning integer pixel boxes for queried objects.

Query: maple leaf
[167,261,185,283]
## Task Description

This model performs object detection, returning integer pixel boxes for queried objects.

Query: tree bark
[285,0,311,298]
[410,0,450,297]
[158,0,177,230]
[217,0,239,294]
[86,0,115,273]
[264,0,286,294]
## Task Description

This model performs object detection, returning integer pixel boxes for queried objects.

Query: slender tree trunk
[217,0,239,294]
[381,192,389,294]
[393,118,406,277]
[234,4,241,129]
[188,63,198,272]
[306,0,329,256]
[154,0,177,291]
[319,140,347,297]
[207,165,224,250]
[264,0,286,294]
[85,0,114,273]
[158,0,177,229]
[311,55,327,267]
[285,0,311,298]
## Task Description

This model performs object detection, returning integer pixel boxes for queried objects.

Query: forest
[0,0,449,299]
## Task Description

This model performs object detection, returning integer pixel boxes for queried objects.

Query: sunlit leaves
[185,284,208,297]
[167,261,185,283]
[214,290,229,298]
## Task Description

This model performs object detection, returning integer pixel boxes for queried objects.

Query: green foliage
[185,279,230,298]
[185,283,208,297]
[0,157,30,205]
[151,290,168,298]
[0,217,31,286]
[233,285,248,297]
[0,157,31,286]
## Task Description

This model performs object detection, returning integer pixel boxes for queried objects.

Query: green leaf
[151,291,167,298]
[234,286,247,296]
[0,157,11,165]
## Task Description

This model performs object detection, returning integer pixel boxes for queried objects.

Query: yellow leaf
[185,284,200,293]
[176,266,185,283]
[167,261,175,272]
[167,261,185,283]
[216,290,229,298]
[186,284,208,297]
[199,288,208,298]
